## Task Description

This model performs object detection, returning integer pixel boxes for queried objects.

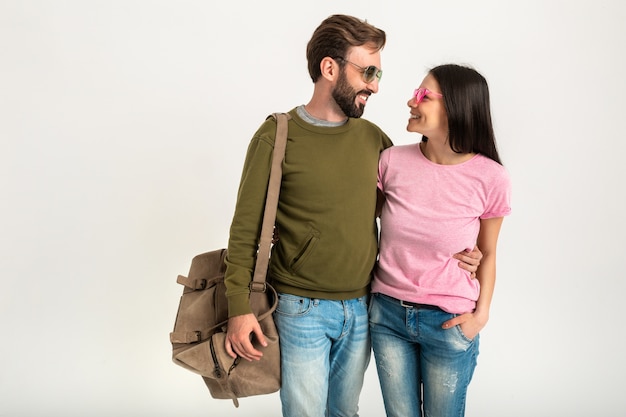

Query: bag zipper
[209,337,224,379]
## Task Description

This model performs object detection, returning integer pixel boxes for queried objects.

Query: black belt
[378,293,442,311]
[400,300,442,311]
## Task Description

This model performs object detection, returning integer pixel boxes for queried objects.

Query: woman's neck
[420,140,475,165]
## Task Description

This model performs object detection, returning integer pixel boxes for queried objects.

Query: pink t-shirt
[372,143,511,313]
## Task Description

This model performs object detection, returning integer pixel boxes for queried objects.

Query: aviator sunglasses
[335,57,383,83]
[413,88,443,104]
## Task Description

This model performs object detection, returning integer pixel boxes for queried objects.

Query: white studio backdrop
[1,0,625,416]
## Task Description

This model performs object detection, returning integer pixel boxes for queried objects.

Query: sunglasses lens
[364,66,381,83]
[414,89,424,103]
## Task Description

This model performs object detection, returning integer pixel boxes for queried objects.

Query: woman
[370,64,511,417]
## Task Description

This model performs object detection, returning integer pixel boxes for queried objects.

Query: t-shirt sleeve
[378,148,391,192]
[481,167,512,219]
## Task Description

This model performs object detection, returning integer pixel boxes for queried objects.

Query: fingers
[225,314,266,362]
[441,312,470,329]
[456,257,478,278]
[442,313,481,339]
[230,337,264,362]
[253,327,268,348]
[225,338,237,359]
[463,251,481,265]
[468,245,483,261]
[456,259,476,272]
[453,246,481,274]
[442,316,459,329]
[456,258,478,274]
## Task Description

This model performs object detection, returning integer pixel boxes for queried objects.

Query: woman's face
[406,74,447,139]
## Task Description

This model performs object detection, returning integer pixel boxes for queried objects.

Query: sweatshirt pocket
[289,227,320,273]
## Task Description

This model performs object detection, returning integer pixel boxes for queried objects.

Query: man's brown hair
[306,14,386,83]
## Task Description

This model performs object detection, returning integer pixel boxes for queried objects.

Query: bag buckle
[249,281,267,293]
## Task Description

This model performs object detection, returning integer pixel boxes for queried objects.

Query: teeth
[360,95,369,101]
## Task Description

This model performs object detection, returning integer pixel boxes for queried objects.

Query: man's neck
[298,105,347,127]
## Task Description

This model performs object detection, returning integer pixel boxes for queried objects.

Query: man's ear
[320,56,339,82]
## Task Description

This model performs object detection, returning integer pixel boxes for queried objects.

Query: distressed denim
[369,293,479,417]
[273,293,371,417]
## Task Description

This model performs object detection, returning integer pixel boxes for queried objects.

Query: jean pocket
[453,319,478,344]
[275,293,313,317]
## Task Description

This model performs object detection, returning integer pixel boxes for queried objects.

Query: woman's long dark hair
[427,64,501,164]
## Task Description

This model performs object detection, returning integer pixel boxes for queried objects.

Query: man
[223,14,480,417]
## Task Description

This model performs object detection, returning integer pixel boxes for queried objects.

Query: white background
[1,1,625,416]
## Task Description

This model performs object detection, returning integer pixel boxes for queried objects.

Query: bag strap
[250,112,290,290]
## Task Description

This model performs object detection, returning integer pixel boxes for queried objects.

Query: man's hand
[453,245,483,278]
[225,313,268,362]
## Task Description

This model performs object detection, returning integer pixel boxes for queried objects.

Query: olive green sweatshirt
[225,108,393,317]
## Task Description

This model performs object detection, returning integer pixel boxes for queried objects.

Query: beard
[332,70,367,119]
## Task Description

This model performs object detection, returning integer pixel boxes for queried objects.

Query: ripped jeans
[369,293,479,417]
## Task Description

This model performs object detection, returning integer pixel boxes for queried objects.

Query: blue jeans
[369,293,479,417]
[273,293,371,417]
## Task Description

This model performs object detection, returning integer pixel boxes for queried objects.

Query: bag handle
[251,112,290,290]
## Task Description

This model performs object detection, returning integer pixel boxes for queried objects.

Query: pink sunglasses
[413,88,443,104]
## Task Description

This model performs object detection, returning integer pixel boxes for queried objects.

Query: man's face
[332,69,368,118]
[331,46,381,119]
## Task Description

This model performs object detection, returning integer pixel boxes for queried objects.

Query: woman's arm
[442,217,504,338]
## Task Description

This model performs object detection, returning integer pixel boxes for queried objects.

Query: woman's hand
[441,311,488,340]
